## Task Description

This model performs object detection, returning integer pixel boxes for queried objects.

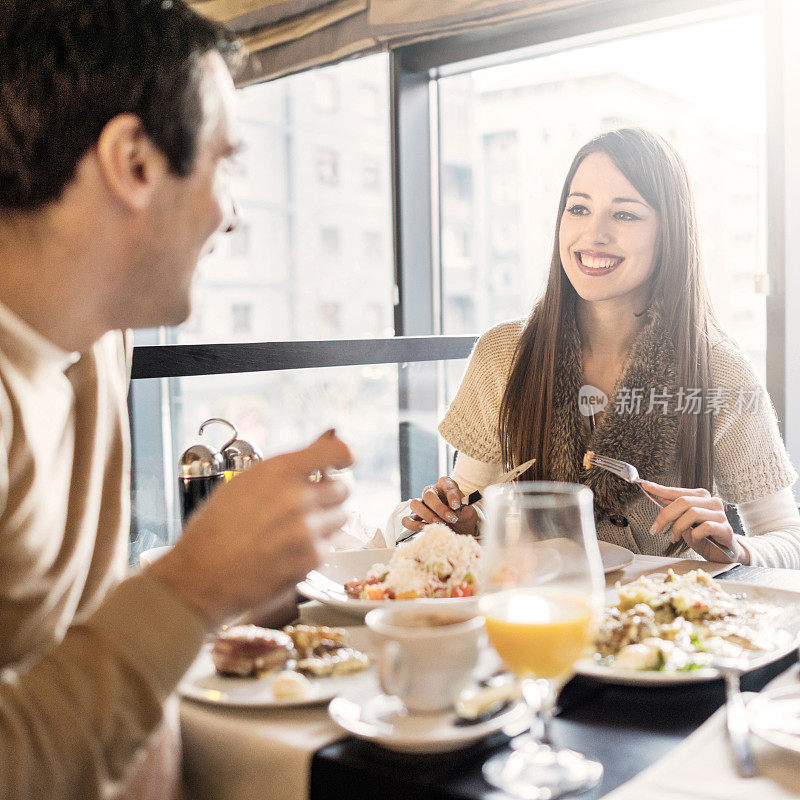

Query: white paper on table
[181,668,381,800]
[602,664,800,800]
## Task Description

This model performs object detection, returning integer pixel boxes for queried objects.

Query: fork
[586,452,737,562]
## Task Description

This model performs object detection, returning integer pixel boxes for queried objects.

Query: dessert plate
[179,642,369,708]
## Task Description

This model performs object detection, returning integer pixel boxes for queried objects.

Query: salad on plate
[594,569,793,673]
[344,525,480,600]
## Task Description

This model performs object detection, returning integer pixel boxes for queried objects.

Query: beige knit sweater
[0,301,206,799]
[439,319,800,565]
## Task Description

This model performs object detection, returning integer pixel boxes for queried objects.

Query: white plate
[599,541,634,573]
[748,684,800,754]
[297,548,479,619]
[178,643,369,708]
[328,693,528,753]
[298,542,633,618]
[575,581,800,686]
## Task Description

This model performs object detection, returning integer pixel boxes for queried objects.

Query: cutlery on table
[460,457,537,506]
[454,680,521,725]
[712,654,757,778]
[584,451,738,562]
[301,569,349,599]
[395,458,537,546]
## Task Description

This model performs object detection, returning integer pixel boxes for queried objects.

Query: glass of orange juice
[479,482,604,799]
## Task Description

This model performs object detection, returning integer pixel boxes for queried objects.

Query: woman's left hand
[640,481,749,564]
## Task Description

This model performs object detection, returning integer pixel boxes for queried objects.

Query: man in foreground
[0,2,352,797]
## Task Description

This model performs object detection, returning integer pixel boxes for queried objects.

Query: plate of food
[297,525,481,618]
[575,569,800,685]
[178,623,372,707]
[298,525,633,618]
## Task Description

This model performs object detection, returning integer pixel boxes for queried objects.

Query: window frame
[131,0,799,550]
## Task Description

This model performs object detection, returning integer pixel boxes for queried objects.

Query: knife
[716,657,757,777]
[395,458,537,546]
[462,458,537,506]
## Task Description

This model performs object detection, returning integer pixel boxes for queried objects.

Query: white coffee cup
[365,606,484,714]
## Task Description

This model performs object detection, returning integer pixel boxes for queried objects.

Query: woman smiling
[404,128,800,568]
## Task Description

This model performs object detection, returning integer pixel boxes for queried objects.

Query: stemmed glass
[479,482,605,800]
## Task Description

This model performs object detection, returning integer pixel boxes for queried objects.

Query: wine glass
[479,481,605,800]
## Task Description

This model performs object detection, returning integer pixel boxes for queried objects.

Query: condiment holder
[177,417,263,525]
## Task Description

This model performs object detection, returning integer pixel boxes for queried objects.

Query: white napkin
[381,500,413,546]
[602,664,800,800]
[325,502,413,550]
[325,509,393,550]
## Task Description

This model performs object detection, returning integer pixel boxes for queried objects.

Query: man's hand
[148,429,354,628]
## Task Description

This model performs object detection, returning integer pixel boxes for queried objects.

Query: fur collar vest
[547,307,679,518]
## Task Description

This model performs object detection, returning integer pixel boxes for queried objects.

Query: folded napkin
[325,502,413,550]
[602,664,800,800]
[324,510,391,550]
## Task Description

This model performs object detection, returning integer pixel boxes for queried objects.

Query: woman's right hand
[401,476,479,537]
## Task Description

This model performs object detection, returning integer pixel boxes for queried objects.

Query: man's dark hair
[0,0,240,210]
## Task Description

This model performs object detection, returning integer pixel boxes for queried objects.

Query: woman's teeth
[577,252,622,271]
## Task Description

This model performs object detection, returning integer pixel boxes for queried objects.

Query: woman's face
[559,151,659,309]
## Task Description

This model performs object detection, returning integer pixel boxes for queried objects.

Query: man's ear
[95,114,167,211]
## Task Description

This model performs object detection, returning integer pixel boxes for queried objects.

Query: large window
[131,54,396,555]
[173,53,394,345]
[438,13,768,378]
[130,2,789,560]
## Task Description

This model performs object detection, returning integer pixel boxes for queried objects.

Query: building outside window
[313,73,339,112]
[320,226,341,256]
[315,149,340,186]
[130,55,396,555]
[362,158,381,190]
[231,303,253,335]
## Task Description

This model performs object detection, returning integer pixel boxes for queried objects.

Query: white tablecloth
[181,605,377,800]
[603,665,800,800]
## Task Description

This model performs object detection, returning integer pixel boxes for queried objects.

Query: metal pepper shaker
[177,442,225,525]
[221,435,263,480]
[197,417,263,481]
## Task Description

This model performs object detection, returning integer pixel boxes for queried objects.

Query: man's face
[129,52,240,328]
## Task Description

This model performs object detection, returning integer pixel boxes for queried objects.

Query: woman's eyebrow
[613,197,649,207]
[567,191,648,207]
[567,191,650,210]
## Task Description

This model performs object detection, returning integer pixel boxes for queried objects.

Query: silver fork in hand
[587,452,737,562]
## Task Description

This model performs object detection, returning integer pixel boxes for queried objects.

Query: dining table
[179,554,800,800]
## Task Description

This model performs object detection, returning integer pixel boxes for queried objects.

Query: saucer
[328,693,528,754]
[748,684,800,754]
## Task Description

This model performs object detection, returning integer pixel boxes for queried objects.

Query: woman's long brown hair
[499,128,720,492]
